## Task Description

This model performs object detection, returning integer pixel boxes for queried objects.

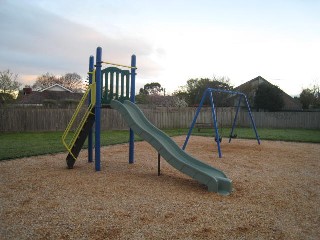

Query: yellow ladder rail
[62,71,96,159]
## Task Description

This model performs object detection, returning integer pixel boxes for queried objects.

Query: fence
[0,107,319,132]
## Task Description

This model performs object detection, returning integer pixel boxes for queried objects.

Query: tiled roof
[17,91,83,104]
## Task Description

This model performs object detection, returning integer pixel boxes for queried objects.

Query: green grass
[0,128,319,161]
[0,130,133,161]
[149,127,320,143]
[190,127,320,143]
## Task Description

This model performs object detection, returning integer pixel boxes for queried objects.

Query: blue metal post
[182,89,208,150]
[88,55,94,162]
[209,91,222,158]
[244,95,261,145]
[129,55,136,163]
[95,47,102,171]
[229,95,242,143]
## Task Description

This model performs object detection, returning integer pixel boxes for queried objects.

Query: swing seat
[195,122,213,132]
[229,134,237,139]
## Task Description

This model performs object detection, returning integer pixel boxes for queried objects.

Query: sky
[0,0,319,96]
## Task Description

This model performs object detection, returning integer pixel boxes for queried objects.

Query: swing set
[182,88,260,158]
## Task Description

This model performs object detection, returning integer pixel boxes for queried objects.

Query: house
[17,84,83,107]
[38,84,74,93]
[234,76,302,111]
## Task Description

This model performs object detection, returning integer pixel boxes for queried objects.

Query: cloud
[0,1,162,84]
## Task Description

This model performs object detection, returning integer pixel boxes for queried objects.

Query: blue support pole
[209,91,222,158]
[129,55,136,164]
[88,55,94,162]
[182,89,208,150]
[95,47,102,171]
[229,95,242,143]
[244,95,261,145]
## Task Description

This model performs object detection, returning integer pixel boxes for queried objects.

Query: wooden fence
[0,107,319,132]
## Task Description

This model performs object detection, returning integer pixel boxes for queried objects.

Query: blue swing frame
[182,88,260,158]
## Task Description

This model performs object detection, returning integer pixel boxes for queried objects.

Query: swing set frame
[182,88,260,158]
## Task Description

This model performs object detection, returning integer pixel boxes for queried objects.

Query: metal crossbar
[101,61,137,69]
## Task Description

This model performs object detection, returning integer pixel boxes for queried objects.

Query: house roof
[235,76,269,95]
[39,84,73,93]
[234,76,302,111]
[16,83,84,105]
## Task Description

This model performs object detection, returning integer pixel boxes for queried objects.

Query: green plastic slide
[110,100,232,195]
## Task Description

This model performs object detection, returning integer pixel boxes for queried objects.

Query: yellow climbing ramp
[62,70,96,168]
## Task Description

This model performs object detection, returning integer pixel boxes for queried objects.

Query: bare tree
[32,72,84,92]
[32,72,62,90]
[61,73,84,92]
[0,69,21,94]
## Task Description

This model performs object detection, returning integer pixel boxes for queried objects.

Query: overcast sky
[1,0,319,96]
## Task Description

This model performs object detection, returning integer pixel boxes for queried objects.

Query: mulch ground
[1,136,319,239]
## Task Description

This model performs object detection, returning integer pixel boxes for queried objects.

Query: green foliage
[173,89,188,100]
[135,93,187,107]
[60,99,79,108]
[42,99,58,107]
[41,99,79,108]
[0,92,15,105]
[299,84,320,109]
[135,93,148,104]
[136,82,164,104]
[300,88,314,109]
[137,82,188,107]
[143,82,163,95]
[139,87,148,95]
[254,83,284,111]
[175,76,233,106]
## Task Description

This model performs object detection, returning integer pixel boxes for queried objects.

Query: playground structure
[183,88,261,158]
[62,48,136,170]
[62,47,232,195]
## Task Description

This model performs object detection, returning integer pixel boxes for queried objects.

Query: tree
[299,89,314,109]
[32,72,84,92]
[135,91,148,104]
[254,83,284,111]
[299,83,320,109]
[139,87,148,95]
[61,73,84,92]
[175,76,233,106]
[143,82,163,95]
[136,82,164,104]
[0,92,15,104]
[32,73,62,90]
[173,88,189,105]
[0,69,21,95]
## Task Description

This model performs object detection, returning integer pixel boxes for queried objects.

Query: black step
[66,108,95,169]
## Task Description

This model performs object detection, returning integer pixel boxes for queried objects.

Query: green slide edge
[111,100,232,195]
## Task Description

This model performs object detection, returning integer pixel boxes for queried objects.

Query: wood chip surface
[1,136,319,239]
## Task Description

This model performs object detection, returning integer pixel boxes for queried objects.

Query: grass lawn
[1,128,319,161]
[190,127,320,143]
